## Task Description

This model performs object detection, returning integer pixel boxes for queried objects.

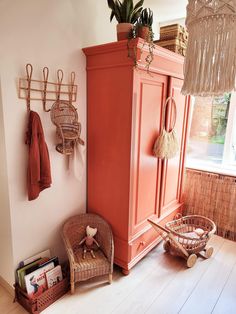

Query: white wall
[160,18,186,27]
[145,0,187,39]
[0,0,187,286]
[0,78,14,285]
[0,0,114,286]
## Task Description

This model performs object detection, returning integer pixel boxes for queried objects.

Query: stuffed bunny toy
[79,225,100,259]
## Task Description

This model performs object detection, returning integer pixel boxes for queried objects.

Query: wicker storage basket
[155,38,187,57]
[159,24,188,43]
[15,276,69,314]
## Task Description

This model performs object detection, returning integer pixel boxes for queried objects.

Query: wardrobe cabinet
[83,38,191,274]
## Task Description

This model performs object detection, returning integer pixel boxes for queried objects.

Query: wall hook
[19,64,78,111]
[42,67,50,112]
[56,69,64,101]
[69,71,76,105]
[26,63,33,112]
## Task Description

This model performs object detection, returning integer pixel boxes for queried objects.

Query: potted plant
[136,8,155,71]
[137,8,153,42]
[107,0,144,41]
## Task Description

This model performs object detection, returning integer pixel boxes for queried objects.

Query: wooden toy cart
[148,215,216,268]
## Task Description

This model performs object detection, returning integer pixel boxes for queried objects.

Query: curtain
[183,168,236,241]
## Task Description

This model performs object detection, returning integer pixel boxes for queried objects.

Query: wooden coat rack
[19,63,84,155]
[18,63,78,112]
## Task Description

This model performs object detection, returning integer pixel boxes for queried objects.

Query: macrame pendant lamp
[182,0,236,96]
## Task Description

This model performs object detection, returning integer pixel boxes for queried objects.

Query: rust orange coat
[26,111,51,201]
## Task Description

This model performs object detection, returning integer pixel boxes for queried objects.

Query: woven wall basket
[182,0,236,96]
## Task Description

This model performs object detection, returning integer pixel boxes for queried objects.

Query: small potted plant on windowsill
[107,0,144,41]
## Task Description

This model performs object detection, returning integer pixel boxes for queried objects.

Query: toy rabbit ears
[86,225,97,234]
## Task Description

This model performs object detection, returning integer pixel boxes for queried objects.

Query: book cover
[45,265,63,288]
[39,256,59,269]
[18,249,51,268]
[24,257,50,275]
[24,262,54,299]
[16,259,42,289]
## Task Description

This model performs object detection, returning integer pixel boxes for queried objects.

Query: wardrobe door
[160,77,190,216]
[130,71,168,235]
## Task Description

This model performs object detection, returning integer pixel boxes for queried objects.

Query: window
[186,92,236,175]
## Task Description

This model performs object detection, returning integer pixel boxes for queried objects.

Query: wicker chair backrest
[62,213,114,261]
[50,101,78,126]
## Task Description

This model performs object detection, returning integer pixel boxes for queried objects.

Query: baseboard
[0,275,14,297]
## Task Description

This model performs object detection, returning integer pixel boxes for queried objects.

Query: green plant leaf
[107,0,144,23]
[124,0,132,22]
[139,8,153,26]
[117,0,122,6]
[107,0,118,21]
[133,0,144,11]
[107,0,115,10]
[110,11,115,22]
[113,0,121,22]
[129,0,133,12]
[116,2,122,22]
[131,7,142,23]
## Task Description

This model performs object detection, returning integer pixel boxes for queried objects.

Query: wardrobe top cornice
[83,38,184,80]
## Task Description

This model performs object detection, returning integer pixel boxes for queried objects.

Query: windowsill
[186,159,236,177]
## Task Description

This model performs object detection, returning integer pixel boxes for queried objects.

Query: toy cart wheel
[163,241,171,252]
[187,254,197,268]
[204,247,214,259]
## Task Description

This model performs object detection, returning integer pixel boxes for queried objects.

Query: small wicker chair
[50,101,84,155]
[61,213,114,294]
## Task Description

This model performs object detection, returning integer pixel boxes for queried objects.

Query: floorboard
[212,255,236,314]
[178,238,236,314]
[145,236,225,314]
[0,236,236,314]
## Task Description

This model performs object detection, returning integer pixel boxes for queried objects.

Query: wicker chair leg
[71,281,75,294]
[70,269,75,294]
[108,273,112,284]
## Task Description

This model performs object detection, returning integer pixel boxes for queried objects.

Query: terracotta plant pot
[137,26,151,42]
[116,23,133,41]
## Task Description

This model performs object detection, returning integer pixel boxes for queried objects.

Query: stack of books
[16,249,63,299]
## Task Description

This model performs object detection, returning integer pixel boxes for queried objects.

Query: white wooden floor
[1,235,236,314]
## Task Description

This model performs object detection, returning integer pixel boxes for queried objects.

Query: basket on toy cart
[148,215,216,268]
